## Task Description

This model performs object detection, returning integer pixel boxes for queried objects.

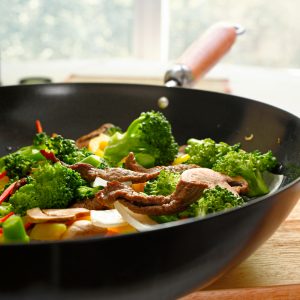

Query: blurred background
[1,0,300,113]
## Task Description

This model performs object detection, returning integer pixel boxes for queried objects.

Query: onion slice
[92,177,108,187]
[114,201,157,232]
[91,209,127,228]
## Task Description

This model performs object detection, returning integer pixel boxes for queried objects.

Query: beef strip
[95,168,248,215]
[71,197,108,210]
[70,160,199,184]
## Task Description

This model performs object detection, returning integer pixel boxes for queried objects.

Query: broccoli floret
[76,185,102,200]
[185,138,240,168]
[151,214,180,223]
[144,170,180,196]
[0,132,92,180]
[104,111,179,167]
[33,133,92,164]
[213,149,278,197]
[3,153,35,180]
[106,125,123,137]
[9,162,85,215]
[0,146,46,181]
[196,185,245,215]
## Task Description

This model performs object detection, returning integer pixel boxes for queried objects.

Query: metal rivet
[157,97,169,109]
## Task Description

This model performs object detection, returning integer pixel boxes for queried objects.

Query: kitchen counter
[181,200,300,299]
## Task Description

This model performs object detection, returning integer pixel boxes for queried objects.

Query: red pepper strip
[0,182,17,204]
[24,222,33,230]
[0,171,7,180]
[0,228,3,234]
[0,212,14,223]
[35,119,43,133]
[40,150,59,163]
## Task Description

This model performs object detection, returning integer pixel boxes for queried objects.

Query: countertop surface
[181,200,300,299]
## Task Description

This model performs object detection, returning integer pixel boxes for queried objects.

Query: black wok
[1,25,300,300]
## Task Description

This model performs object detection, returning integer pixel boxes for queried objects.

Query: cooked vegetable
[0,211,14,223]
[144,170,180,196]
[106,125,122,137]
[35,119,43,134]
[2,215,30,243]
[185,138,240,168]
[76,185,102,200]
[0,182,18,204]
[61,220,106,240]
[79,154,108,169]
[195,185,245,215]
[91,209,127,228]
[0,203,13,217]
[213,149,278,197]
[0,132,94,181]
[26,207,90,223]
[104,111,178,167]
[114,201,157,231]
[9,162,85,215]
[33,132,92,164]
[0,147,45,180]
[30,223,67,241]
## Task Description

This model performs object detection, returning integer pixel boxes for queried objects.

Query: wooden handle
[178,23,238,81]
[180,284,300,300]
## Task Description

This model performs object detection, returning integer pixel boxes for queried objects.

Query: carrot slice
[0,171,7,180]
[35,120,43,133]
[0,212,14,223]
[0,182,17,204]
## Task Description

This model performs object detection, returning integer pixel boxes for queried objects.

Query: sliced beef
[71,197,108,210]
[70,160,199,184]
[70,163,160,183]
[95,168,248,216]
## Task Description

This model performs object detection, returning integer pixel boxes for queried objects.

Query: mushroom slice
[62,220,107,240]
[26,207,90,223]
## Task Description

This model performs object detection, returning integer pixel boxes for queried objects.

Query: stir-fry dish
[0,111,280,243]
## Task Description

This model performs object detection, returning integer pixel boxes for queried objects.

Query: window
[1,0,299,84]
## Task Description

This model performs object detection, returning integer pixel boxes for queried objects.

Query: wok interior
[1,83,300,299]
[1,83,299,186]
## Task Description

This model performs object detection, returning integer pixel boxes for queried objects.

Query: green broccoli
[196,185,245,215]
[76,185,102,200]
[0,132,94,180]
[213,149,278,197]
[104,111,179,167]
[0,146,46,181]
[106,125,123,137]
[33,133,92,164]
[152,186,245,223]
[144,170,180,196]
[185,138,240,168]
[9,161,86,215]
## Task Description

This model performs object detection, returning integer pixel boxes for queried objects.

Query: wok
[1,24,300,300]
